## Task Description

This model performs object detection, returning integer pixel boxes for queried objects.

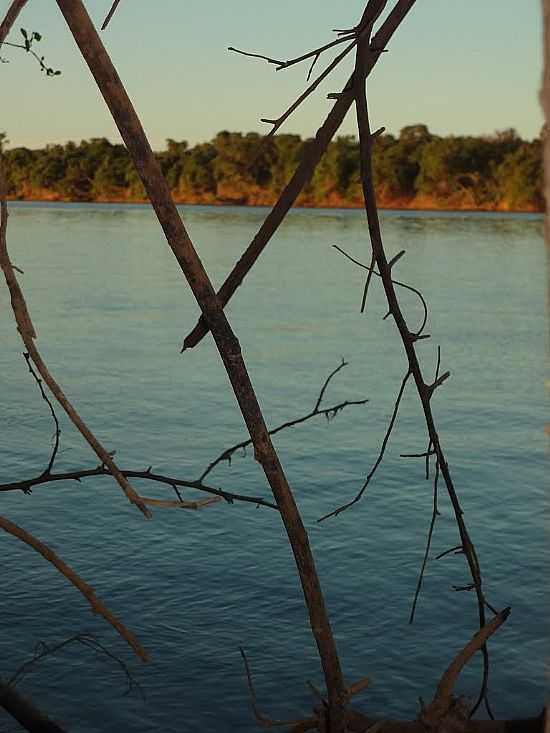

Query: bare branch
[101,0,122,30]
[0,467,279,510]
[0,0,28,45]
[23,352,60,475]
[229,33,355,73]
[0,514,149,661]
[421,608,511,729]
[319,370,411,522]
[259,37,358,138]
[332,245,429,336]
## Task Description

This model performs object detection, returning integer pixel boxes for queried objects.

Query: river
[0,203,547,731]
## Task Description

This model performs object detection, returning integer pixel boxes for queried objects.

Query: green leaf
[33,32,42,41]
[20,28,28,39]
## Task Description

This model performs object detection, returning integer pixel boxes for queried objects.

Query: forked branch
[181,0,418,352]
[200,359,368,481]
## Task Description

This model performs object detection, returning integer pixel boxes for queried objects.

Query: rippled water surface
[0,203,547,731]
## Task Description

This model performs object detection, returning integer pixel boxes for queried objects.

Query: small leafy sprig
[0,28,61,76]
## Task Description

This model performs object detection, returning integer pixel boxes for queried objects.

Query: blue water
[0,203,547,731]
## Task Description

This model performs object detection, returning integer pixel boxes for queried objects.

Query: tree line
[0,124,543,211]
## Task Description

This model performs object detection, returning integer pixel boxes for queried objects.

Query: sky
[0,1,543,150]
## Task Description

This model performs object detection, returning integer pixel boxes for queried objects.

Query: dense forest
[0,124,543,211]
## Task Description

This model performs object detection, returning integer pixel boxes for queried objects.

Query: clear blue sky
[0,1,543,149]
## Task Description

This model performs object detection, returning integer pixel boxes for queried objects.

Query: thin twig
[259,37,358,138]
[332,245,428,336]
[0,467,279,510]
[409,347,443,624]
[229,33,355,73]
[23,352,60,475]
[0,514,149,661]
[101,0,122,30]
[239,647,307,728]
[8,633,144,698]
[409,456,439,624]
[200,360,368,482]
[318,370,411,522]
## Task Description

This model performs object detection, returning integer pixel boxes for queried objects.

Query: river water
[0,203,547,731]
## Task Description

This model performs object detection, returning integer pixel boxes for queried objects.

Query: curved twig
[332,245,428,336]
[421,608,510,729]
[319,370,411,522]
[23,352,60,475]
[239,647,308,729]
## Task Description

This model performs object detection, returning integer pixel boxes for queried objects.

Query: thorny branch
[181,0,417,352]
[200,359,368,482]
[341,54,496,717]
[0,466,278,510]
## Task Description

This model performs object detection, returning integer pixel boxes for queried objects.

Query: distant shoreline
[6,195,543,215]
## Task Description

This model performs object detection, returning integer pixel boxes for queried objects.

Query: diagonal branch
[0,514,148,661]
[55,3,348,724]
[101,0,122,30]
[0,0,28,45]
[318,370,410,522]
[421,608,510,729]
[181,0,418,352]
[0,175,151,519]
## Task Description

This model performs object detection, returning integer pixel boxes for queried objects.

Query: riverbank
[6,189,544,214]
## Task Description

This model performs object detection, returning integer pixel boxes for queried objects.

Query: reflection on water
[0,203,547,732]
